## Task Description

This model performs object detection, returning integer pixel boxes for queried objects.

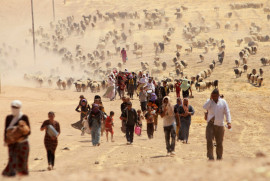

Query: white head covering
[8,100,23,129]
[162,96,174,117]
[11,100,22,108]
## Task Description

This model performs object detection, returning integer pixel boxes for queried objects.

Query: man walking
[122,102,138,145]
[203,89,231,160]
[161,96,176,156]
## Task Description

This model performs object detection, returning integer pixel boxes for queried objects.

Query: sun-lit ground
[1,0,270,180]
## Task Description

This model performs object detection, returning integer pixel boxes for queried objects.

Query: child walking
[145,106,155,139]
[137,109,144,136]
[105,111,115,142]
[139,87,147,114]
[137,109,144,129]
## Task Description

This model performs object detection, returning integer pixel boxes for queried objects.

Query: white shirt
[162,105,175,127]
[146,82,155,92]
[203,98,231,126]
[163,115,175,127]
[140,77,147,84]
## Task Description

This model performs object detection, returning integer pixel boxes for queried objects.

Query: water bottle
[47,125,59,137]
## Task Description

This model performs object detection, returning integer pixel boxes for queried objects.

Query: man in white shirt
[203,89,231,160]
[146,78,155,93]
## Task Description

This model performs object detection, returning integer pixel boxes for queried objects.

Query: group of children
[136,104,158,139]
[76,95,116,143]
[120,94,158,140]
[76,92,163,144]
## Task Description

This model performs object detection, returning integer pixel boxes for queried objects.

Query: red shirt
[105,116,113,128]
[175,83,181,92]
[119,82,126,90]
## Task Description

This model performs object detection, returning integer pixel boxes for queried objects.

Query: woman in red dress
[121,48,127,64]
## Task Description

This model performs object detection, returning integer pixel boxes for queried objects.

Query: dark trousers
[129,93,134,99]
[157,98,163,110]
[164,125,176,152]
[47,150,55,166]
[206,122,225,160]
[147,123,154,139]
[126,125,135,143]
[140,101,147,112]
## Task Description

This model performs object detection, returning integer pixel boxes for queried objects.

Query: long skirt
[122,55,127,63]
[2,141,29,177]
[82,118,91,134]
[103,86,115,100]
[128,84,135,94]
[91,121,101,146]
[179,119,191,142]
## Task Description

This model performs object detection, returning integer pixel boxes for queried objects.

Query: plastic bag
[135,126,141,136]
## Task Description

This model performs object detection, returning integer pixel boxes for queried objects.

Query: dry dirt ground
[0,0,270,180]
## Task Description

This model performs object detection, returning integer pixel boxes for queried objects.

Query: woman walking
[180,79,192,98]
[40,112,60,170]
[88,104,102,146]
[103,76,116,101]
[174,98,182,140]
[160,96,176,156]
[2,100,31,177]
[121,48,127,64]
[178,98,195,144]
[75,99,90,135]
[127,75,135,99]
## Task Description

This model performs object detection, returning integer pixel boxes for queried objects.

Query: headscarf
[80,95,85,99]
[162,96,174,117]
[183,98,189,113]
[11,100,22,116]
[108,77,115,86]
[150,93,157,102]
[180,79,190,91]
[92,104,100,114]
[177,97,182,106]
[8,100,23,129]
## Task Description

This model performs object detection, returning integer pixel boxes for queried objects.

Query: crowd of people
[2,69,232,177]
